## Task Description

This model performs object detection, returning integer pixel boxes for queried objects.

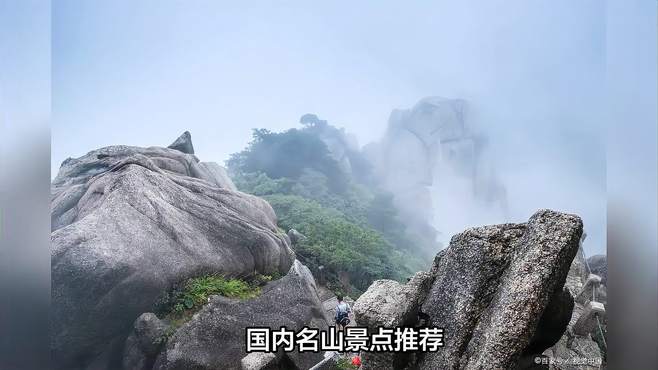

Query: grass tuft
[172,275,260,313]
[156,274,262,336]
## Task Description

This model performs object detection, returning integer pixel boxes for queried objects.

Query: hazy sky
[52,1,612,254]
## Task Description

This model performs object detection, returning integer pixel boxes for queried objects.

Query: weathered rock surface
[543,301,604,370]
[51,133,295,370]
[356,209,582,370]
[123,313,170,370]
[198,161,238,191]
[153,260,328,370]
[167,131,195,154]
[419,222,525,370]
[363,97,508,253]
[544,333,602,370]
[524,288,575,357]
[542,246,605,370]
[354,271,433,328]
[354,271,433,370]
[455,210,582,370]
[240,352,277,370]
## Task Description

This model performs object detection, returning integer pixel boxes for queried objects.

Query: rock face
[51,133,295,370]
[240,352,277,370]
[354,209,584,370]
[197,161,238,191]
[123,314,170,370]
[542,247,605,370]
[423,209,582,369]
[153,260,328,370]
[524,288,575,357]
[363,97,508,253]
[167,131,195,154]
[353,272,434,370]
[354,271,433,329]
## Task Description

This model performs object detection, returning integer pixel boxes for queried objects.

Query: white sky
[52,1,614,254]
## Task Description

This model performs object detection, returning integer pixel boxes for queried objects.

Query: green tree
[264,194,414,293]
[227,128,349,193]
[227,123,430,294]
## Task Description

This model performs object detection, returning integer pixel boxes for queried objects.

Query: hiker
[335,295,352,330]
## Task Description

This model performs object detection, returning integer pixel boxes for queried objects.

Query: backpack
[336,302,350,325]
[337,311,350,326]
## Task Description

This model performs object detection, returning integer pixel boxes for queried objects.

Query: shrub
[227,123,430,295]
[173,275,259,311]
[336,357,359,370]
[264,194,415,293]
[156,275,260,330]
[227,128,349,193]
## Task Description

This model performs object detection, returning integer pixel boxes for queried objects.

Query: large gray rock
[123,313,170,370]
[198,161,237,191]
[544,333,603,370]
[543,247,605,370]
[354,271,433,328]
[520,287,575,366]
[240,352,277,370]
[543,299,603,370]
[153,260,328,370]
[417,222,525,370]
[167,131,194,154]
[363,97,508,254]
[51,140,295,370]
[419,209,583,370]
[354,271,433,370]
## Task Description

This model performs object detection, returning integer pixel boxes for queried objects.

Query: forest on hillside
[227,117,431,296]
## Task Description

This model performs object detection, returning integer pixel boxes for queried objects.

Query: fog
[53,1,606,254]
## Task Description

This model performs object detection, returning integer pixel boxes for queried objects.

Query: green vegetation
[336,357,359,370]
[171,275,260,312]
[228,128,349,193]
[265,194,418,293]
[227,119,429,296]
[156,275,263,332]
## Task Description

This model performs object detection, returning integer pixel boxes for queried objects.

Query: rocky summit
[354,209,603,370]
[50,133,312,370]
[51,131,604,370]
[167,131,195,154]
